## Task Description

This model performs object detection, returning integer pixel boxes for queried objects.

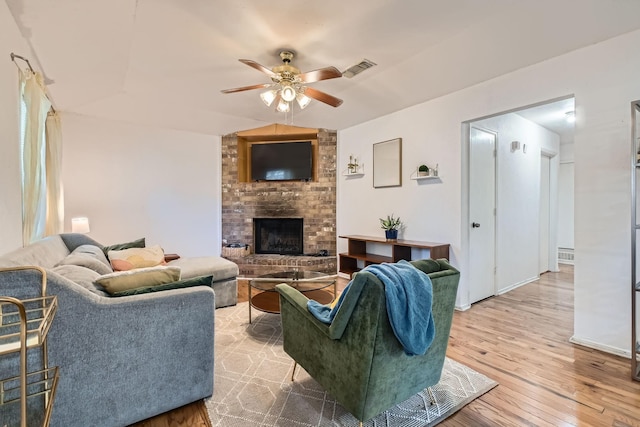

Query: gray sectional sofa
[0,233,239,427]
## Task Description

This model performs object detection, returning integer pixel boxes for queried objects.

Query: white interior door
[539,155,551,274]
[469,127,496,304]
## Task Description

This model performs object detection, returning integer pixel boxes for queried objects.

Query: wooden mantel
[236,123,319,141]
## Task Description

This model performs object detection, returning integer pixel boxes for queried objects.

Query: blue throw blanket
[308,260,435,355]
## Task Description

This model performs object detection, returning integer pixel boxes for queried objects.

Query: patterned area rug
[206,303,497,427]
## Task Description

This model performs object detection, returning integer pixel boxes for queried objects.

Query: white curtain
[45,112,64,236]
[20,70,52,245]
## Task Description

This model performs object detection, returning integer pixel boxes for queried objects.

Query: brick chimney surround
[221,124,337,277]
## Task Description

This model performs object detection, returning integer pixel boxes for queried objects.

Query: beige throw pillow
[94,266,181,295]
[108,245,165,271]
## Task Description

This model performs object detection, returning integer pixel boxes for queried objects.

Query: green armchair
[275,259,460,425]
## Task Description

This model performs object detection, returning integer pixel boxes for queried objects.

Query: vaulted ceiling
[6,0,640,136]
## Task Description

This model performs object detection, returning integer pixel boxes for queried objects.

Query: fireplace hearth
[254,218,303,255]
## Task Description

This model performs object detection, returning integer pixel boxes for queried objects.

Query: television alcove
[234,125,320,183]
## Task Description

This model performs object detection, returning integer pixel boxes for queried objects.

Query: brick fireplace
[221,124,337,277]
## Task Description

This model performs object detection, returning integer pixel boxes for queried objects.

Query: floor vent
[558,248,574,264]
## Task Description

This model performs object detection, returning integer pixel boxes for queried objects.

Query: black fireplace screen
[253,218,303,255]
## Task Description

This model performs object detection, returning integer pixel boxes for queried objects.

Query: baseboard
[337,272,351,280]
[569,335,630,358]
[496,276,539,295]
[455,303,471,311]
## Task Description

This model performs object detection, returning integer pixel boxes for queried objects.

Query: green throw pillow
[109,275,212,297]
[94,266,181,295]
[102,237,146,258]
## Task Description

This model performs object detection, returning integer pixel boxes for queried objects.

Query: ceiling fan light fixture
[276,98,290,113]
[280,83,297,102]
[296,92,311,109]
[221,51,343,110]
[260,89,277,106]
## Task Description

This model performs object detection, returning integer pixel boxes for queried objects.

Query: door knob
[472,222,480,228]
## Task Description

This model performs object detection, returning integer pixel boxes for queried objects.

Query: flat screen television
[251,141,313,181]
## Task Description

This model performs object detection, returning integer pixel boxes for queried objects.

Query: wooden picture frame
[373,138,402,188]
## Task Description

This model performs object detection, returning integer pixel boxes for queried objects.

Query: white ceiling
[516,97,575,143]
[6,0,640,136]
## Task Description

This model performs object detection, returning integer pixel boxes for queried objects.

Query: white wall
[61,113,222,257]
[558,142,575,249]
[0,3,30,253]
[472,113,560,292]
[339,29,640,356]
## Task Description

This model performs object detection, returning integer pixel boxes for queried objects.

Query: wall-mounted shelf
[344,155,363,177]
[342,164,364,177]
[410,175,440,181]
[410,165,439,181]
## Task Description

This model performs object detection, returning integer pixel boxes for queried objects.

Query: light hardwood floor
[132,265,640,426]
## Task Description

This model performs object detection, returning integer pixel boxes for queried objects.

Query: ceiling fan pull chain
[290,103,294,125]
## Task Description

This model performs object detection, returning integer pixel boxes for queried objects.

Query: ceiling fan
[220,50,343,112]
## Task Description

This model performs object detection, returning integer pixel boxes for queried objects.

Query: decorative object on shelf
[379,214,402,240]
[373,138,402,188]
[347,155,360,174]
[385,229,398,240]
[410,163,440,181]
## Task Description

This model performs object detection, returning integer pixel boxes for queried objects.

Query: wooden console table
[338,235,450,276]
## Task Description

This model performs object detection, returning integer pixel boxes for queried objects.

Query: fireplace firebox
[253,218,303,255]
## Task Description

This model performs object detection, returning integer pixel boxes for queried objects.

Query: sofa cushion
[110,275,212,297]
[57,244,113,275]
[51,264,107,296]
[0,235,70,269]
[102,237,146,258]
[95,265,181,295]
[167,256,238,281]
[108,245,165,271]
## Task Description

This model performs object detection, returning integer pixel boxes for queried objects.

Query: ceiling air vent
[342,59,377,78]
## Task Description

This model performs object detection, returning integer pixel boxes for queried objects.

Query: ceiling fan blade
[298,66,342,83]
[239,59,277,77]
[303,86,343,108]
[220,83,271,94]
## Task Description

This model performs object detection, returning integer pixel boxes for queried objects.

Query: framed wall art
[373,138,402,188]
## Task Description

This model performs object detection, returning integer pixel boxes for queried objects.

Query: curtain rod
[10,52,56,113]
[10,52,35,73]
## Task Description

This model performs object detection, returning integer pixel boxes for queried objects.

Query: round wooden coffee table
[249,270,336,323]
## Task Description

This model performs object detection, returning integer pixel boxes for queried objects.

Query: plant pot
[418,171,429,177]
[385,229,398,240]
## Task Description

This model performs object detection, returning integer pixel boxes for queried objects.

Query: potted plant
[418,164,429,177]
[379,214,403,240]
